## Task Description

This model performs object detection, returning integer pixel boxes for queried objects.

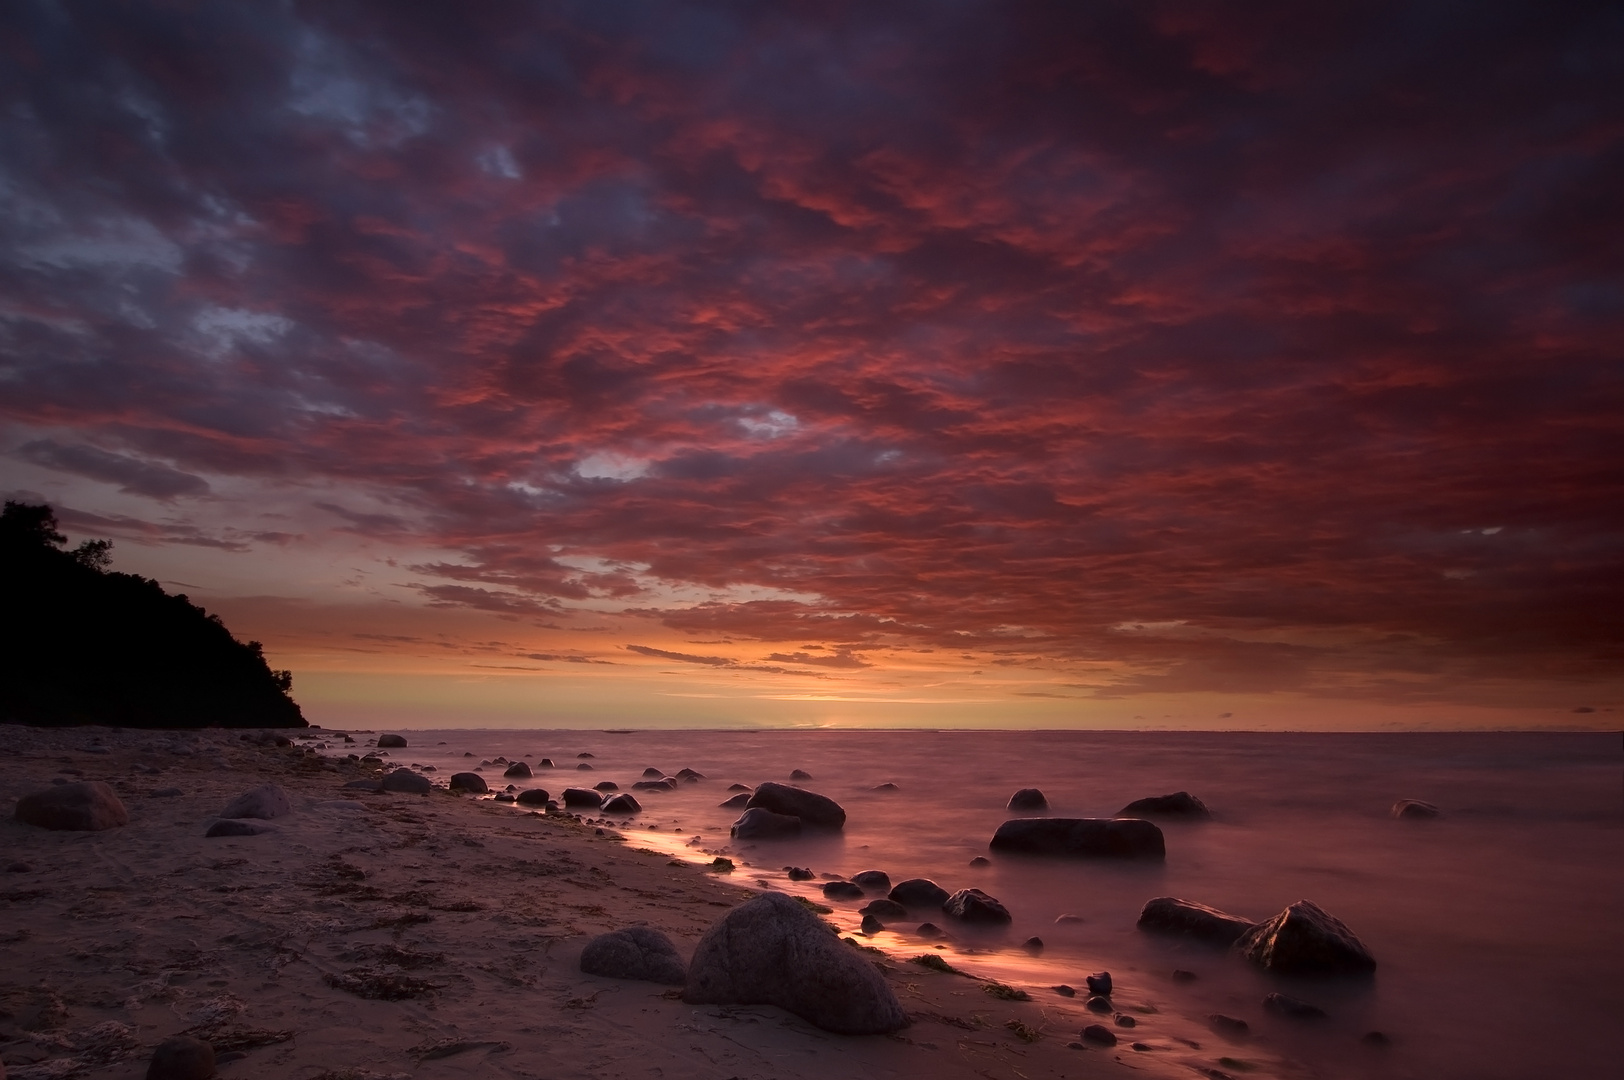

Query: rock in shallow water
[504,761,533,779]
[1081,1024,1117,1046]
[376,733,407,748]
[1238,900,1376,975]
[381,769,432,794]
[942,888,1012,924]
[888,878,950,908]
[822,881,865,901]
[683,891,908,1034]
[860,898,909,919]
[731,806,802,839]
[1264,991,1328,1019]
[1137,896,1255,944]
[580,927,686,985]
[990,817,1164,859]
[1007,787,1048,811]
[449,772,488,794]
[1392,799,1440,819]
[850,869,891,892]
[602,793,642,814]
[718,792,751,809]
[146,1034,214,1079]
[516,788,550,806]
[15,781,128,831]
[1118,791,1210,818]
[746,782,845,829]
[219,783,291,820]
[562,787,603,809]
[206,819,274,837]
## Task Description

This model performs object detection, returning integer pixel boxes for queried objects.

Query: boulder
[916,922,947,939]
[580,927,686,985]
[146,1034,214,1079]
[718,792,751,809]
[576,763,594,771]
[1086,971,1112,996]
[861,914,883,934]
[1007,787,1047,811]
[1137,897,1256,944]
[786,866,815,880]
[537,758,554,768]
[602,793,642,814]
[850,870,891,892]
[377,733,408,748]
[642,767,665,778]
[14,782,128,831]
[381,769,432,794]
[860,898,909,920]
[731,807,803,839]
[1118,791,1210,818]
[219,784,292,820]
[449,772,489,794]
[942,888,1012,924]
[594,781,619,791]
[1081,1024,1116,1046]
[1264,991,1327,1019]
[342,779,383,792]
[562,788,603,809]
[790,769,813,780]
[206,819,273,837]
[745,782,845,829]
[888,878,950,908]
[822,881,864,901]
[577,752,594,758]
[676,768,705,781]
[727,783,752,792]
[968,856,991,868]
[516,788,550,806]
[989,817,1164,859]
[635,779,676,791]
[1392,799,1440,819]
[504,761,533,779]
[1237,900,1376,975]
[683,891,908,1034]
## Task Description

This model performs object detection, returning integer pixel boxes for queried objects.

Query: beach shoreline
[1,724,1205,1080]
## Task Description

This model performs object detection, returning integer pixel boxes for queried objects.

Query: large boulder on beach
[851,870,891,892]
[516,788,550,806]
[731,807,803,839]
[990,817,1164,859]
[943,888,1012,924]
[1237,900,1376,975]
[220,783,292,820]
[1007,787,1048,811]
[683,891,908,1034]
[745,782,846,829]
[888,878,950,908]
[377,734,407,748]
[580,927,687,985]
[1391,799,1440,819]
[1137,897,1256,944]
[1119,791,1210,818]
[562,787,603,809]
[602,793,642,814]
[861,898,909,919]
[449,772,489,794]
[381,768,432,794]
[504,761,533,779]
[15,782,128,831]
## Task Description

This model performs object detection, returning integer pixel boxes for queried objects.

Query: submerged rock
[676,768,705,781]
[745,782,846,829]
[990,817,1164,859]
[504,761,533,779]
[718,792,751,809]
[381,769,432,794]
[580,927,686,985]
[1081,1023,1117,1046]
[860,898,909,920]
[562,787,604,809]
[861,914,884,934]
[1264,991,1328,1019]
[888,878,950,908]
[942,888,1012,924]
[1118,791,1210,818]
[1007,787,1048,811]
[822,880,865,901]
[594,781,619,791]
[1392,799,1440,819]
[449,772,489,794]
[731,806,802,839]
[602,793,642,814]
[785,866,815,880]
[1137,897,1256,944]
[642,767,665,778]
[220,783,291,820]
[850,869,891,892]
[1208,1013,1250,1037]
[683,891,908,1034]
[15,781,129,831]
[789,768,813,780]
[1237,900,1376,975]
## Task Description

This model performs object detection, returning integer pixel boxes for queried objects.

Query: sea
[315,729,1623,1080]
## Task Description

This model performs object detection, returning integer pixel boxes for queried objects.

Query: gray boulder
[1237,900,1376,975]
[580,927,686,985]
[381,769,432,794]
[377,733,408,748]
[14,781,128,831]
[731,807,802,839]
[1392,799,1440,819]
[603,793,642,814]
[1137,897,1256,944]
[504,761,533,779]
[683,891,908,1034]
[1007,787,1048,811]
[516,788,550,806]
[989,817,1164,859]
[449,772,489,794]
[888,878,950,908]
[942,888,1012,924]
[220,784,291,820]
[562,787,603,809]
[746,781,845,829]
[1119,791,1210,818]
[146,1034,214,1079]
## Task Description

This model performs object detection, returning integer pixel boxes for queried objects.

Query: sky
[2,1,1621,731]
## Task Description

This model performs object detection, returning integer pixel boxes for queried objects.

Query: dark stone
[562,787,604,809]
[342,779,383,792]
[915,922,947,939]
[731,807,803,839]
[822,881,864,901]
[1237,900,1376,975]
[602,793,642,814]
[206,819,272,837]
[1085,995,1112,1013]
[727,783,751,792]
[1208,1014,1249,1037]
[888,878,950,908]
[1137,897,1255,944]
[537,758,554,768]
[449,772,489,794]
[990,817,1165,859]
[1114,1013,1137,1028]
[1022,936,1043,953]
[576,762,594,771]
[850,870,891,892]
[719,792,751,808]
[683,891,908,1034]
[789,769,813,780]
[5,861,34,872]
[745,782,845,830]
[1263,992,1327,1019]
[942,888,1012,924]
[873,782,900,791]
[14,781,128,831]
[1007,787,1048,810]
[150,788,183,798]
[1081,1024,1117,1046]
[504,761,533,779]
[594,781,619,791]
[494,794,515,803]
[516,788,550,806]
[968,856,991,867]
[1086,971,1112,996]
[146,1034,215,1079]
[377,734,407,748]
[1361,1030,1391,1046]
[220,784,292,820]
[1118,791,1211,818]
[1171,969,1198,982]
[861,914,883,934]
[642,767,665,778]
[381,769,432,794]
[580,927,686,985]
[676,768,705,781]
[636,779,677,792]
[1392,799,1440,819]
[577,752,594,758]
[860,898,909,919]
[786,866,815,880]
[1054,984,1076,996]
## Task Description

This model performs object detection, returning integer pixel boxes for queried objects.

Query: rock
[789,769,813,780]
[594,781,619,791]
[1237,900,1376,975]
[1054,913,1084,924]
[580,927,686,985]
[1022,936,1043,953]
[786,866,815,880]
[1208,1014,1249,1037]
[676,768,705,781]
[1118,791,1210,818]
[861,914,884,934]
[577,752,594,758]
[683,891,908,1034]
[206,819,273,837]
[516,788,550,806]
[635,779,677,791]
[1171,969,1198,982]
[146,1034,215,1079]
[150,788,183,798]
[1085,995,1112,1013]
[377,734,408,748]
[504,761,533,779]
[14,781,129,831]
[1137,897,1255,944]
[1007,787,1048,810]
[1114,1013,1137,1028]
[915,922,947,939]
[873,782,900,791]
[562,788,604,809]
[1392,799,1440,819]
[602,793,642,814]
[449,772,489,794]
[968,856,991,867]
[5,861,34,872]
[850,870,891,891]
[718,792,751,809]
[889,878,950,908]
[822,881,864,901]
[731,807,803,839]
[860,898,909,919]
[1086,971,1112,996]
[494,794,516,803]
[942,888,1012,924]
[1081,1024,1117,1046]
[1053,984,1076,996]
[727,783,751,792]
[1361,1030,1391,1046]
[342,779,383,792]
[1263,992,1327,1019]
[537,758,554,768]
[642,767,665,779]
[990,817,1165,859]
[745,782,845,829]
[381,769,432,794]
[576,762,594,771]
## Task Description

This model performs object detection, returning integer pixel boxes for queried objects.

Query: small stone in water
[1053,984,1076,997]
[1086,971,1112,996]
[1085,995,1112,1013]
[1171,968,1198,982]
[1114,1013,1137,1027]
[1081,1024,1117,1046]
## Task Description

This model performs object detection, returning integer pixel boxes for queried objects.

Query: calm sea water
[322,729,1623,1079]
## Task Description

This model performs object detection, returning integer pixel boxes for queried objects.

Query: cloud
[16,440,210,500]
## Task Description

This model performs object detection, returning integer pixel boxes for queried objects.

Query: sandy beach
[0,726,1213,1080]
